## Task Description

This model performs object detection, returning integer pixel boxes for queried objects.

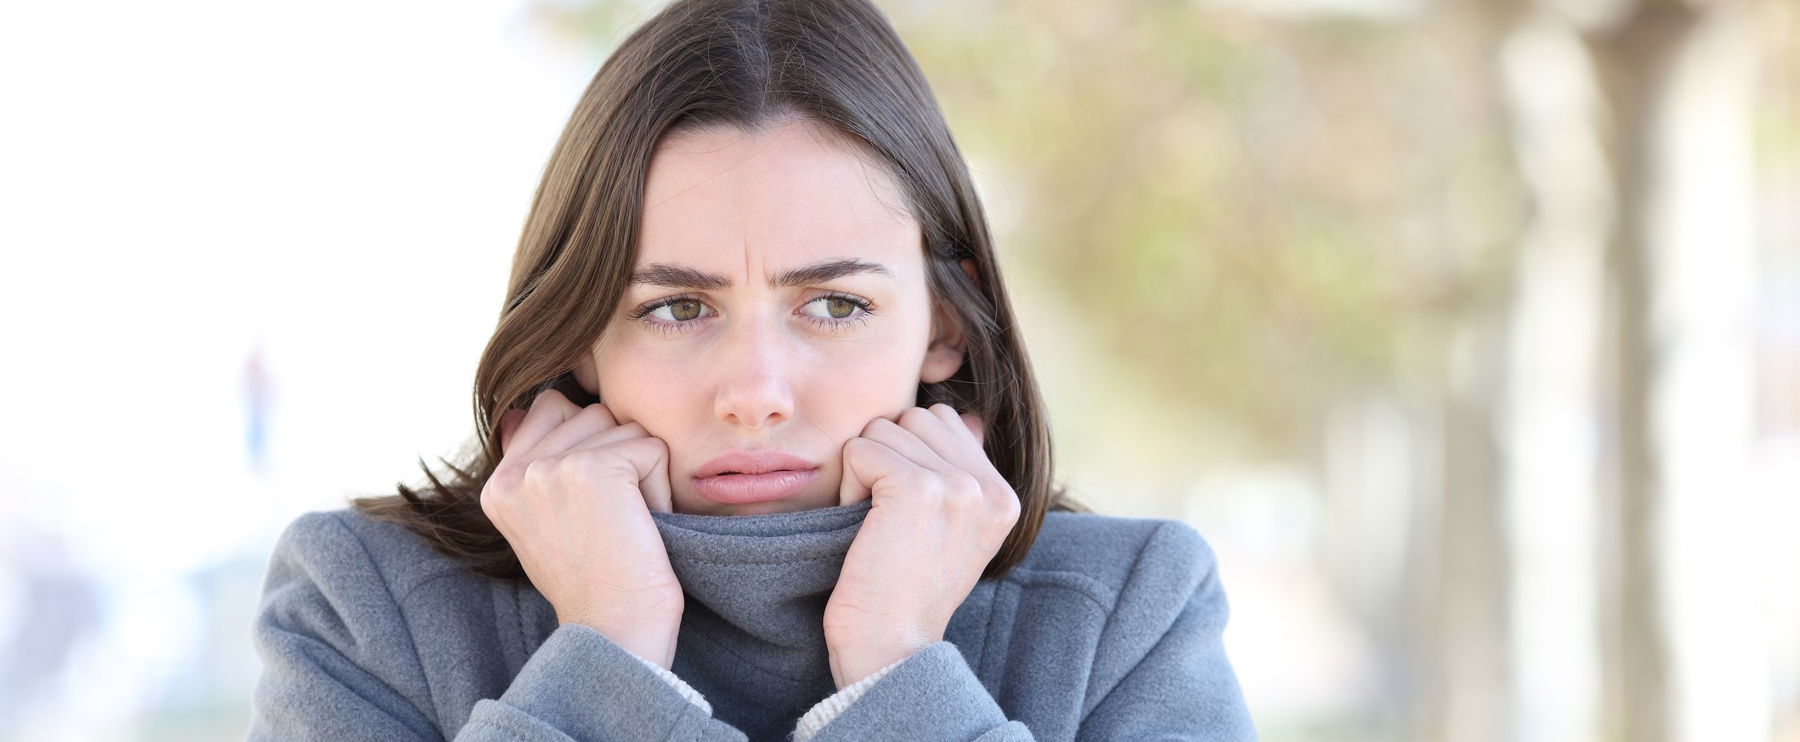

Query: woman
[247,0,1256,740]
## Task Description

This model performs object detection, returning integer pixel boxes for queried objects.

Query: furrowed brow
[626,258,893,290]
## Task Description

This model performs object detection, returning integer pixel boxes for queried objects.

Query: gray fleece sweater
[247,498,1257,741]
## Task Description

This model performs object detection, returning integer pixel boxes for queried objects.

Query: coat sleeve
[1073,521,1258,741]
[246,511,749,742]
[790,653,907,741]
[797,520,1257,742]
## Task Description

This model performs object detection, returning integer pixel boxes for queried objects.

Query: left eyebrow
[626,258,895,290]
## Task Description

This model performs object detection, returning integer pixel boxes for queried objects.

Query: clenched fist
[483,388,685,668]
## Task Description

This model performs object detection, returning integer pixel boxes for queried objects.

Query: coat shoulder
[270,506,473,603]
[1010,510,1220,611]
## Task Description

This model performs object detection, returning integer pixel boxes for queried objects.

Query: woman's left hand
[824,404,1022,690]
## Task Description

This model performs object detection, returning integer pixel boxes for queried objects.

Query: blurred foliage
[528,0,1526,456]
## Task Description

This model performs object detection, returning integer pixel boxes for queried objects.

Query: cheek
[812,340,931,425]
[588,335,681,422]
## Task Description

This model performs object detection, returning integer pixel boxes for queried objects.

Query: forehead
[635,119,921,276]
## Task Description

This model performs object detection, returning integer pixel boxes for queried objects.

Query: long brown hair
[352,0,1088,582]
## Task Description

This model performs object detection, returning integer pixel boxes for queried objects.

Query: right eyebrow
[626,257,895,290]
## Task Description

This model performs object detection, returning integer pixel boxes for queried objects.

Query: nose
[712,310,796,431]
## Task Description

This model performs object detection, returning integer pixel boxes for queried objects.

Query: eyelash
[625,292,878,336]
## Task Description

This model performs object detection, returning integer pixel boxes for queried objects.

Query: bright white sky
[0,2,623,736]
[0,0,617,569]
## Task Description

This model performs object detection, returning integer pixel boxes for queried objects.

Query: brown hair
[352,0,1088,582]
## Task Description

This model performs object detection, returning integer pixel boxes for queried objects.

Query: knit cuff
[794,641,1013,742]
[789,650,914,742]
[474,622,727,742]
[630,652,713,716]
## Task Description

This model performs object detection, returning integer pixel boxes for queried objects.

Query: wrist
[825,633,932,690]
[563,611,683,670]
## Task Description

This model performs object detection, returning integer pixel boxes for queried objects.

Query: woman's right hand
[483,388,686,668]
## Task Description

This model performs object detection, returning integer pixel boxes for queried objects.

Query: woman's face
[575,118,969,516]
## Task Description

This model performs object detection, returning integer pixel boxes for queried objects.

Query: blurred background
[0,0,1793,739]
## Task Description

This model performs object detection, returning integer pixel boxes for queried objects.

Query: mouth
[692,467,820,505]
[692,448,822,504]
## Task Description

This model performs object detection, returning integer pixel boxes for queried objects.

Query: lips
[694,450,819,479]
[692,468,820,505]
[692,449,821,506]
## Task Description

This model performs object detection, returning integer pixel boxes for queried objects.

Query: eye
[626,292,877,336]
[626,295,714,334]
[800,292,876,330]
[646,297,707,323]
[804,294,871,321]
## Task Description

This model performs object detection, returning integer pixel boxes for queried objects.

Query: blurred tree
[527,1,1526,740]
[520,0,1784,740]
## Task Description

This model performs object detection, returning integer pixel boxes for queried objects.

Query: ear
[920,259,979,385]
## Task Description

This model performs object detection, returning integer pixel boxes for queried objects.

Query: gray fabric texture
[648,500,873,740]
[247,497,1257,741]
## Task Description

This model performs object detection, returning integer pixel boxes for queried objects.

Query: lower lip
[692,468,819,504]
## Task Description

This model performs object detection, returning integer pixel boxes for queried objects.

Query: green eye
[801,293,875,328]
[627,292,877,336]
[823,297,856,319]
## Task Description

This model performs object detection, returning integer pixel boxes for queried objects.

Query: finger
[497,409,526,456]
[885,406,984,477]
[838,436,915,506]
[643,443,673,513]
[914,403,986,479]
[609,436,674,514]
[570,434,674,514]
[960,412,985,449]
[923,406,1012,507]
[564,419,649,454]
[522,403,619,460]
[504,389,582,461]
[922,403,983,452]
[837,435,868,506]
[864,413,961,477]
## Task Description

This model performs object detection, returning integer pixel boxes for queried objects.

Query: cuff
[790,653,910,742]
[466,622,721,741]
[631,651,713,716]
[798,641,1010,742]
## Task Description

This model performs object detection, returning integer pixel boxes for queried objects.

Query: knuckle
[561,448,607,474]
[522,456,558,482]
[478,486,506,517]
[953,471,982,496]
[898,406,934,426]
[917,473,952,498]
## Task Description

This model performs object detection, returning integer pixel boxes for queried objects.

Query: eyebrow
[626,257,894,290]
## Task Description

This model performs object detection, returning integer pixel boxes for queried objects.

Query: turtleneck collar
[646,499,875,739]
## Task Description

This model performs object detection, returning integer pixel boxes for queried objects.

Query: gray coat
[247,498,1257,741]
